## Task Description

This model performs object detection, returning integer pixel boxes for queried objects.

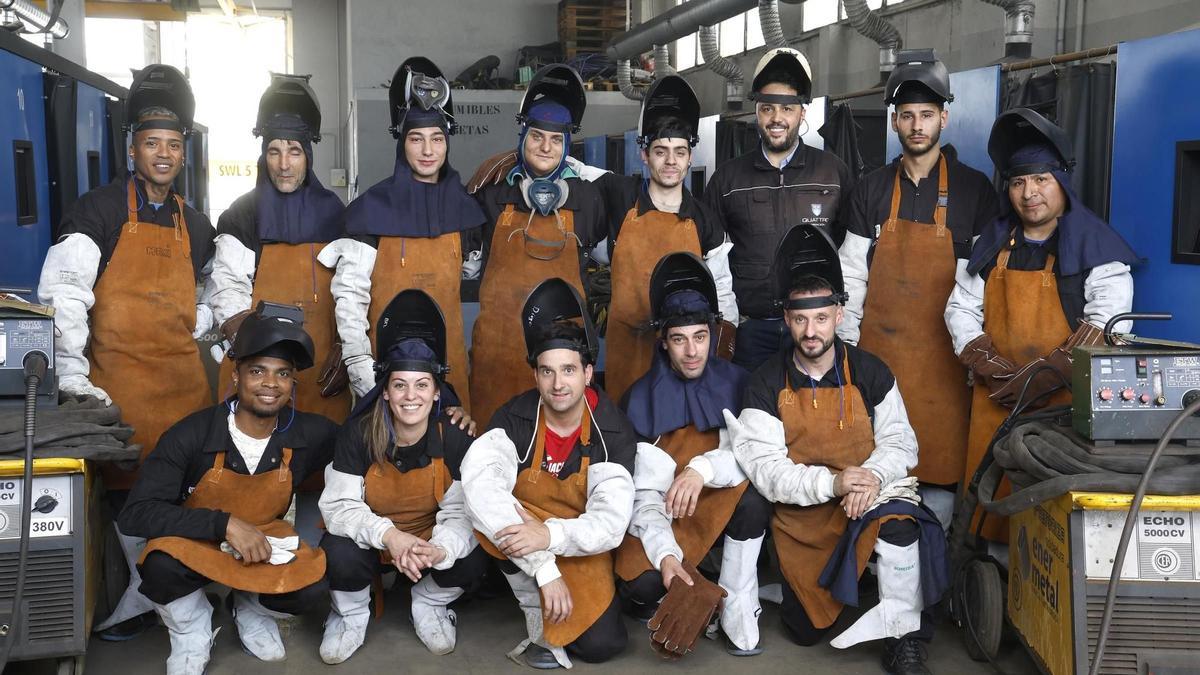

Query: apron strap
[576,455,590,487]
[1042,254,1057,287]
[433,457,447,502]
[934,153,949,237]
[279,447,294,482]
[839,355,856,429]
[125,180,140,233]
[527,415,548,485]
[209,452,226,483]
[885,166,903,231]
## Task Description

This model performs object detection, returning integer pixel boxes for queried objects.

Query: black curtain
[1002,62,1116,219]
[714,118,760,166]
[819,102,866,179]
[44,73,78,241]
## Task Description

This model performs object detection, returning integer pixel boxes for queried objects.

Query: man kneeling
[119,303,336,674]
[462,278,636,669]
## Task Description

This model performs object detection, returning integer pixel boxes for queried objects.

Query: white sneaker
[410,575,464,655]
[320,588,370,664]
[232,592,286,662]
[154,590,215,675]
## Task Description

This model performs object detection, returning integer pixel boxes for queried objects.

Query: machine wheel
[56,655,85,675]
[961,559,1004,662]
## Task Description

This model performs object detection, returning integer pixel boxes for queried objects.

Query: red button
[1098,388,1113,401]
[1140,393,1151,404]
[1120,388,1136,401]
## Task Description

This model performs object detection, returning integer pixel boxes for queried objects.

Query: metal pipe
[842,0,901,80]
[758,0,787,48]
[699,22,744,110]
[999,43,1114,72]
[653,44,672,78]
[617,59,644,100]
[607,0,758,61]
[0,0,68,39]
[980,0,1035,59]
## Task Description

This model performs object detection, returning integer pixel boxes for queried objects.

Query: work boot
[718,534,765,656]
[231,591,287,662]
[410,575,463,655]
[153,590,215,675]
[523,644,562,669]
[320,588,371,664]
[95,527,158,640]
[503,570,569,669]
[831,540,923,648]
[882,637,931,675]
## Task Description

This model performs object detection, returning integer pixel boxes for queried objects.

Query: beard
[241,391,289,419]
[796,335,834,360]
[759,123,799,153]
[900,125,942,156]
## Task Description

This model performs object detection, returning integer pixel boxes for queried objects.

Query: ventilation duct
[0,0,69,39]
[617,59,645,101]
[699,23,744,111]
[758,0,787,48]
[842,0,902,82]
[981,0,1035,59]
[653,44,673,78]
[606,0,758,61]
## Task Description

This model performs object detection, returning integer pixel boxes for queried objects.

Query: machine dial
[1120,388,1136,401]
[1097,387,1113,402]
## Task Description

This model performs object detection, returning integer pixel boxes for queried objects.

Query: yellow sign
[1010,495,1073,675]
[214,160,258,179]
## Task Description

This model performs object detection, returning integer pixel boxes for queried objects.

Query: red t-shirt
[542,387,598,477]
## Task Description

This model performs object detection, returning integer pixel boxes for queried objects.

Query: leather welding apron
[858,155,970,486]
[91,180,212,490]
[773,358,886,629]
[604,207,702,401]
[614,425,748,581]
[140,447,327,594]
[218,243,349,424]
[964,250,1071,541]
[364,453,450,546]
[477,411,614,647]
[470,206,586,427]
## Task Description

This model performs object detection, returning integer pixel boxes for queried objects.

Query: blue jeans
[733,317,790,372]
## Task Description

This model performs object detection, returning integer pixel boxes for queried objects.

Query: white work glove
[192,304,215,339]
[59,374,112,406]
[346,354,376,399]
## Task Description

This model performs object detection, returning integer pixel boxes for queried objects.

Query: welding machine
[0,299,57,408]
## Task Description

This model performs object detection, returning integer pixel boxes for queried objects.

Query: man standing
[705,48,854,372]
[591,75,737,401]
[616,252,769,656]
[946,109,1137,542]
[726,225,946,675]
[469,64,608,427]
[119,304,336,673]
[208,73,348,421]
[323,57,484,406]
[462,279,635,669]
[838,50,1000,522]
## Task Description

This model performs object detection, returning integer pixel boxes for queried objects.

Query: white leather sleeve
[37,233,100,381]
[1083,262,1134,333]
[317,238,376,360]
[462,249,483,281]
[945,254,986,356]
[318,465,394,551]
[725,408,836,506]
[564,156,609,182]
[837,232,872,344]
[429,480,477,570]
[704,239,740,326]
[544,460,635,558]
[627,442,683,570]
[686,427,748,488]
[461,429,560,585]
[860,384,919,487]
[206,233,256,326]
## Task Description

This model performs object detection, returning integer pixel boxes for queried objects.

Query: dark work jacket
[485,389,636,480]
[704,143,854,318]
[118,404,337,542]
[58,176,214,280]
[594,173,726,254]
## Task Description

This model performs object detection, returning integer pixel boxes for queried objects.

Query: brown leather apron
[469,205,586,427]
[364,454,450,544]
[964,249,1071,541]
[140,446,327,594]
[773,357,884,629]
[369,234,471,409]
[614,425,748,581]
[604,207,702,401]
[476,409,615,647]
[858,155,970,485]
[91,181,212,490]
[218,242,349,423]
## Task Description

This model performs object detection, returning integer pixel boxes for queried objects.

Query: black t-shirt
[59,176,214,280]
[331,413,473,480]
[594,173,725,254]
[743,339,896,420]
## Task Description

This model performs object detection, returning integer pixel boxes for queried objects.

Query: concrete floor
[8,585,1040,675]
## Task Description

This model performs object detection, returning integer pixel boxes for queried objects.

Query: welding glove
[989,321,1105,409]
[958,334,1017,394]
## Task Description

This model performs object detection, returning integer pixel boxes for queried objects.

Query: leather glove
[220,309,254,344]
[958,334,1017,394]
[317,341,349,397]
[647,562,726,660]
[466,150,517,195]
[715,319,737,362]
[989,321,1105,409]
[59,373,112,406]
[192,304,215,340]
[345,354,376,399]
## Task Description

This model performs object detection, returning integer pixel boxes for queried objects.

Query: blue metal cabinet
[0,50,51,298]
[76,82,112,195]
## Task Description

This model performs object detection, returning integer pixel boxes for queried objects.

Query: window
[803,0,839,32]
[675,4,762,69]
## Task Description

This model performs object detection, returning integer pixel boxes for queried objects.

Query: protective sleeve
[627,442,684,571]
[725,408,836,506]
[317,238,377,360]
[1083,262,1134,333]
[565,155,609,182]
[685,428,748,488]
[429,480,476,570]
[944,239,986,355]
[318,465,394,551]
[837,231,872,344]
[461,428,560,585]
[859,383,919,487]
[206,233,257,326]
[704,239,741,326]
[544,459,635,558]
[37,233,100,380]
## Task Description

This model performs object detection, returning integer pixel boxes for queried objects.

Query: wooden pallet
[564,45,607,60]
[558,0,626,43]
[583,79,619,92]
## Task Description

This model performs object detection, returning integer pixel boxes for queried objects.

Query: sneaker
[523,644,562,669]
